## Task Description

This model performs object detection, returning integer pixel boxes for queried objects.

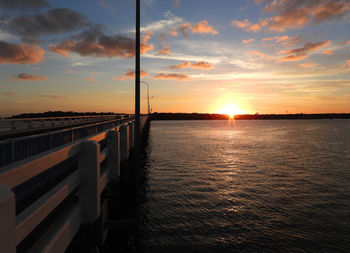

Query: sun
[219,104,243,119]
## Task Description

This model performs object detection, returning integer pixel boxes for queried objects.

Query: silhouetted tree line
[151,113,350,120]
[10,111,118,119]
[151,113,229,120]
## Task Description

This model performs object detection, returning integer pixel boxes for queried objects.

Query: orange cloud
[86,77,96,82]
[17,73,48,81]
[242,38,255,44]
[4,92,15,95]
[262,0,350,32]
[191,61,214,69]
[246,23,262,32]
[346,60,350,66]
[169,28,178,36]
[141,31,154,54]
[152,73,190,81]
[169,61,214,70]
[177,20,218,36]
[248,51,266,58]
[283,41,331,55]
[312,1,350,22]
[0,41,45,64]
[299,62,317,68]
[113,70,149,80]
[262,35,301,47]
[170,61,191,69]
[231,19,251,28]
[39,95,65,99]
[322,50,333,55]
[277,54,308,62]
[191,20,218,34]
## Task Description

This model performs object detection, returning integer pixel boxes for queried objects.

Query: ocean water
[139,120,350,252]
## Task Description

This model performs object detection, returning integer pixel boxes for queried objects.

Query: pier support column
[78,141,100,223]
[0,184,16,253]
[107,130,120,180]
[128,121,135,150]
[119,125,129,161]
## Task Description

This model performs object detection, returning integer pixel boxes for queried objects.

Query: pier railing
[0,116,148,253]
[0,116,135,167]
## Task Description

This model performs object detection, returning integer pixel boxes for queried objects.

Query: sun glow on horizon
[218,103,245,118]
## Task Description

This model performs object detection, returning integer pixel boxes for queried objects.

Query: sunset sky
[1,0,350,116]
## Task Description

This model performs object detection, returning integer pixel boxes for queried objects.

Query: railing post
[0,184,16,253]
[78,140,100,223]
[107,130,120,180]
[119,124,129,161]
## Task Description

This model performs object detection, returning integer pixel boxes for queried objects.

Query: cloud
[242,38,255,44]
[170,61,191,69]
[322,50,333,55]
[169,29,178,36]
[139,11,184,33]
[4,8,90,38]
[231,19,251,29]
[17,73,48,80]
[0,0,49,10]
[157,34,171,55]
[265,0,350,32]
[176,20,218,36]
[277,40,331,62]
[262,35,301,47]
[112,70,149,80]
[3,91,15,95]
[282,41,331,55]
[346,60,350,66]
[173,0,180,9]
[231,18,267,33]
[86,77,96,82]
[152,73,190,81]
[157,44,170,55]
[38,95,64,99]
[299,62,318,68]
[49,26,153,58]
[277,54,308,62]
[234,1,350,33]
[169,61,214,69]
[0,41,45,64]
[191,61,214,69]
[248,51,267,58]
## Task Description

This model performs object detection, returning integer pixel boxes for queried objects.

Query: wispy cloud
[169,61,214,69]
[38,95,65,99]
[242,38,255,44]
[152,73,190,81]
[86,76,96,82]
[17,73,48,81]
[175,20,219,36]
[112,70,149,80]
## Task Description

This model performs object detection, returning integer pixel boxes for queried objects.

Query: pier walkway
[0,115,149,252]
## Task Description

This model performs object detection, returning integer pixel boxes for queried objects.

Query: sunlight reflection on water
[140,120,350,252]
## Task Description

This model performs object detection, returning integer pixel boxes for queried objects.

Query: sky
[0,0,350,116]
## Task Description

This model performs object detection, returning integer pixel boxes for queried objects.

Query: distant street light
[141,81,151,115]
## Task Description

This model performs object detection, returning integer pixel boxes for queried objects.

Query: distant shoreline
[151,113,350,120]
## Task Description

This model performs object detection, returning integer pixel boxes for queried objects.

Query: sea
[137,120,350,252]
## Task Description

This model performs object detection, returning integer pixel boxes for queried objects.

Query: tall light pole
[135,0,140,154]
[141,81,150,115]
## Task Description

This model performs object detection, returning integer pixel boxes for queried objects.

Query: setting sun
[219,104,244,118]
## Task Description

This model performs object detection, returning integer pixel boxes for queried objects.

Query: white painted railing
[0,115,123,134]
[0,117,145,252]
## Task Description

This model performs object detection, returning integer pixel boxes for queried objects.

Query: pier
[0,115,150,252]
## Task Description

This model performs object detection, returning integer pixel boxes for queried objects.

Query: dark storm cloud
[4,8,90,37]
[0,0,49,10]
